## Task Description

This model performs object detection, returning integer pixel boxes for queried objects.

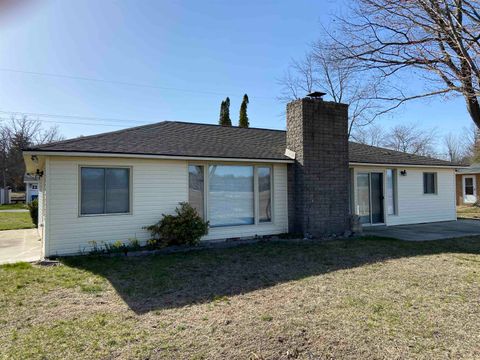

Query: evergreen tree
[218,100,226,125]
[219,97,232,126]
[238,94,249,128]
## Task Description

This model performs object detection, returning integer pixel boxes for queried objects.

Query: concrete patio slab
[364,220,480,241]
[0,228,42,264]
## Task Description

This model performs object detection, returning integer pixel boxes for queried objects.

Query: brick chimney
[286,95,350,237]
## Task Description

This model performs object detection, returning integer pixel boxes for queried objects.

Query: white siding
[387,167,456,225]
[351,166,456,226]
[45,157,288,256]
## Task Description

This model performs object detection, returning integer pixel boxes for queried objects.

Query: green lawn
[0,212,34,231]
[0,203,27,211]
[1,237,480,359]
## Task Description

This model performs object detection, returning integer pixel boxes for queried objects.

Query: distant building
[456,164,480,205]
[24,174,39,203]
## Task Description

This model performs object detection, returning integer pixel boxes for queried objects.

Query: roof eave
[22,150,295,164]
[349,161,462,169]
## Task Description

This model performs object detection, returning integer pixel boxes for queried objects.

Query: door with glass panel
[356,172,385,224]
[463,176,477,204]
[370,173,384,223]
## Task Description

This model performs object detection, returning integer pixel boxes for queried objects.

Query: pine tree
[218,100,226,125]
[238,94,249,128]
[219,97,232,126]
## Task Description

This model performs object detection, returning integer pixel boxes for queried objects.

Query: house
[24,174,39,203]
[23,96,460,257]
[456,164,480,205]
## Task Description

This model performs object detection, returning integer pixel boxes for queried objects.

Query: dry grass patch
[1,237,480,359]
[457,205,480,219]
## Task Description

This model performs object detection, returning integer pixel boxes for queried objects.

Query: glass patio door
[356,173,371,224]
[356,172,385,225]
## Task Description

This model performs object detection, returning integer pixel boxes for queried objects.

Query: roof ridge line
[168,120,286,132]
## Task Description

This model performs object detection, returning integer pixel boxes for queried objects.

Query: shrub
[104,240,127,254]
[27,199,38,227]
[146,238,159,250]
[144,202,209,246]
[128,237,141,249]
[88,240,101,254]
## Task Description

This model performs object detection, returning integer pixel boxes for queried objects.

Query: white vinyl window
[386,169,397,215]
[80,167,130,215]
[188,165,205,219]
[188,164,272,227]
[209,165,254,227]
[258,167,272,222]
[423,172,437,194]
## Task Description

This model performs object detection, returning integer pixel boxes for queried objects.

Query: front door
[463,176,477,204]
[356,172,385,224]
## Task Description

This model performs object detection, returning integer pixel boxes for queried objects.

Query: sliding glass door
[356,172,384,225]
[370,173,384,224]
[356,173,370,224]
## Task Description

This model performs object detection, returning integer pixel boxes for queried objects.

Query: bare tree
[278,53,317,103]
[278,48,389,137]
[0,116,64,190]
[383,123,438,156]
[0,126,10,191]
[350,123,386,146]
[330,0,480,129]
[443,132,466,162]
[457,123,480,162]
[351,121,438,156]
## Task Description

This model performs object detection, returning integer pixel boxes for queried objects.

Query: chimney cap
[306,91,326,98]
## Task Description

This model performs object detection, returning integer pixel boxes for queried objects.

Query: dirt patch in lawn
[1,237,480,359]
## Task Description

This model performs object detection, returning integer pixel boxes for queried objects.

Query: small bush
[104,240,127,254]
[146,238,159,250]
[27,199,38,227]
[128,237,141,250]
[144,202,209,247]
[87,240,101,254]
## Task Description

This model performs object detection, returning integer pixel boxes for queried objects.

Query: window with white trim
[80,167,130,215]
[386,169,397,215]
[188,164,272,227]
[188,165,205,219]
[423,172,437,194]
[258,167,272,222]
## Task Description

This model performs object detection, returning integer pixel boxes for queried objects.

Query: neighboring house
[23,96,461,257]
[24,174,39,203]
[456,164,480,205]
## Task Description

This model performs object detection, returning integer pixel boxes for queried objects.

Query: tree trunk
[465,96,480,130]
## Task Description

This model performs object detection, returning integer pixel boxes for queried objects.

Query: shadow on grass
[63,236,480,314]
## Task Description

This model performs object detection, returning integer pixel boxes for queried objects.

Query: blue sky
[0,0,472,145]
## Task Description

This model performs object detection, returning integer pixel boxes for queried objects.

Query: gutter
[349,162,464,169]
[22,150,295,164]
[23,151,463,168]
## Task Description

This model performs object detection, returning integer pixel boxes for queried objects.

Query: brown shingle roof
[26,121,459,167]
